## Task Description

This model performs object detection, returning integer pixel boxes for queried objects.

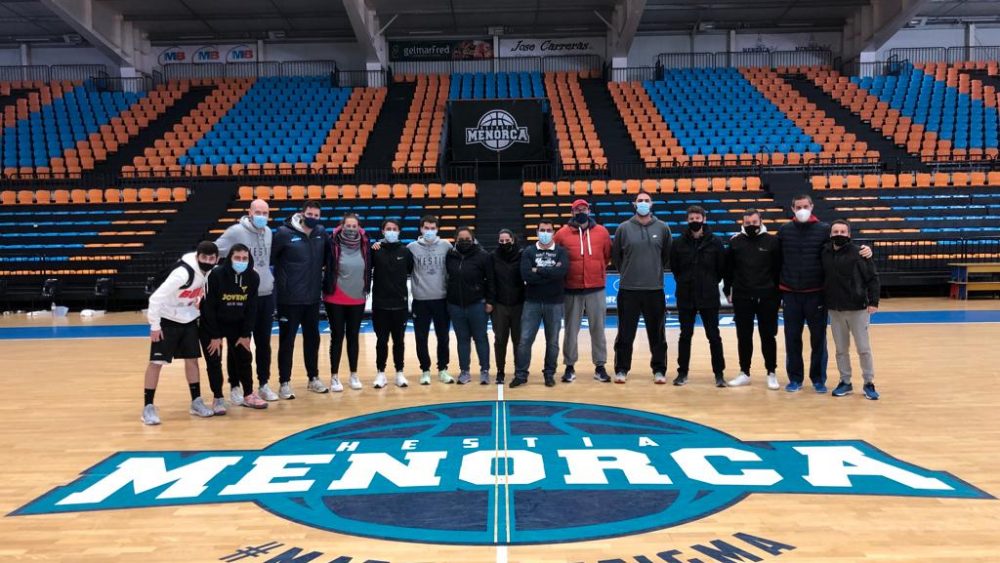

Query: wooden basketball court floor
[0,297,998,562]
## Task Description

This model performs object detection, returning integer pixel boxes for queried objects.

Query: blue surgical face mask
[251,215,268,229]
[232,260,249,274]
[635,202,652,216]
[422,229,438,242]
[537,232,554,245]
[384,230,400,243]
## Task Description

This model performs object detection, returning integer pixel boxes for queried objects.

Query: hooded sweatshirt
[201,248,260,338]
[445,242,495,307]
[554,216,612,293]
[147,252,208,330]
[271,213,328,306]
[407,237,452,301]
[611,214,672,291]
[723,223,782,299]
[214,215,273,296]
[490,241,525,307]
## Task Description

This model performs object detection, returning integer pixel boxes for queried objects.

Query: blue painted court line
[1,309,999,340]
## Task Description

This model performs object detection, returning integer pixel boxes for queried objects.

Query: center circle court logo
[11,401,992,546]
[465,110,529,152]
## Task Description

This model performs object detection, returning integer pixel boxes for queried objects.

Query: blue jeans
[782,291,828,385]
[448,302,490,373]
[514,300,564,381]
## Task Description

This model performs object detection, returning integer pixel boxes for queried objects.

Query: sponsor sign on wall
[450,99,546,162]
[156,44,257,66]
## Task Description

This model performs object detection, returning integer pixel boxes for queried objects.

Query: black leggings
[324,302,365,374]
[199,323,253,397]
[373,307,408,372]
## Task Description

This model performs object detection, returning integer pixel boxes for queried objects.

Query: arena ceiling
[0,0,998,45]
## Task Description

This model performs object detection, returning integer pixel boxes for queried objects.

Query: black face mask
[302,216,320,229]
[744,225,760,237]
[831,235,851,247]
[498,241,515,253]
[574,212,589,225]
[688,221,704,233]
[197,261,215,273]
[456,240,475,254]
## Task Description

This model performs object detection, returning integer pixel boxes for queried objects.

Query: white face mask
[794,208,812,223]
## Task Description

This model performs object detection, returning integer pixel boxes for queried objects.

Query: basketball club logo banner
[11,401,990,545]
[450,100,545,163]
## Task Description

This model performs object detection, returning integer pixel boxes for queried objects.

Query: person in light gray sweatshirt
[610,190,672,383]
[213,198,278,402]
[406,215,454,385]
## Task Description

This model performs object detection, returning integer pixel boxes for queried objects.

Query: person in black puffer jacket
[669,206,727,387]
[370,218,414,388]
[445,226,495,385]
[489,229,524,384]
[777,194,872,394]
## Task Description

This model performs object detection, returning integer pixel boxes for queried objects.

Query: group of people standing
[139,191,882,426]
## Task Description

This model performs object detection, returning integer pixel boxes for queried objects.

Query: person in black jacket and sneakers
[723,209,782,390]
[271,200,330,399]
[670,206,727,387]
[512,220,569,388]
[489,229,524,384]
[822,220,880,400]
[446,226,495,385]
[370,218,414,389]
[200,244,268,410]
[777,195,872,394]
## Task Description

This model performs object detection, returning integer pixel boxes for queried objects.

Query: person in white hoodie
[142,241,219,425]
[214,198,277,403]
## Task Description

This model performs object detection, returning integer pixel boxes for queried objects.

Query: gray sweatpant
[563,290,608,367]
[829,309,875,384]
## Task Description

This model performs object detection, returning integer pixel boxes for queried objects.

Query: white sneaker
[766,372,780,390]
[349,373,362,390]
[728,372,752,387]
[141,404,160,425]
[395,371,408,387]
[653,372,666,384]
[258,383,279,401]
[279,382,295,400]
[373,372,387,389]
[229,385,244,406]
[189,397,214,418]
[614,372,627,384]
[420,371,431,385]
[330,375,344,392]
[212,397,227,415]
[307,378,329,394]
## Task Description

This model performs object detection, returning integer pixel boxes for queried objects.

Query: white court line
[496,382,509,561]
[493,401,500,544]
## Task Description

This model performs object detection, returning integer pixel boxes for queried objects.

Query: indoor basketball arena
[1,0,999,561]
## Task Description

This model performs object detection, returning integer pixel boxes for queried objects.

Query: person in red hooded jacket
[553,199,613,383]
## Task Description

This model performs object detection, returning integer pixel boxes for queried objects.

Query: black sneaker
[561,365,576,383]
[509,377,527,388]
[544,376,556,387]
[673,373,688,386]
[715,374,727,388]
[594,365,611,383]
[495,372,506,385]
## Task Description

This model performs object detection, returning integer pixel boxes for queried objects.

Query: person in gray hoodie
[214,198,278,403]
[406,215,454,385]
[610,190,672,384]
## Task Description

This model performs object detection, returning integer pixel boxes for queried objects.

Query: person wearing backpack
[200,244,268,411]
[142,241,219,425]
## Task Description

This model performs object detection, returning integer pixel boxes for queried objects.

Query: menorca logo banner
[11,401,991,545]
[450,100,546,163]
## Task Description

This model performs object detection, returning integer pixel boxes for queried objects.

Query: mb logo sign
[11,401,991,545]
[465,109,529,152]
